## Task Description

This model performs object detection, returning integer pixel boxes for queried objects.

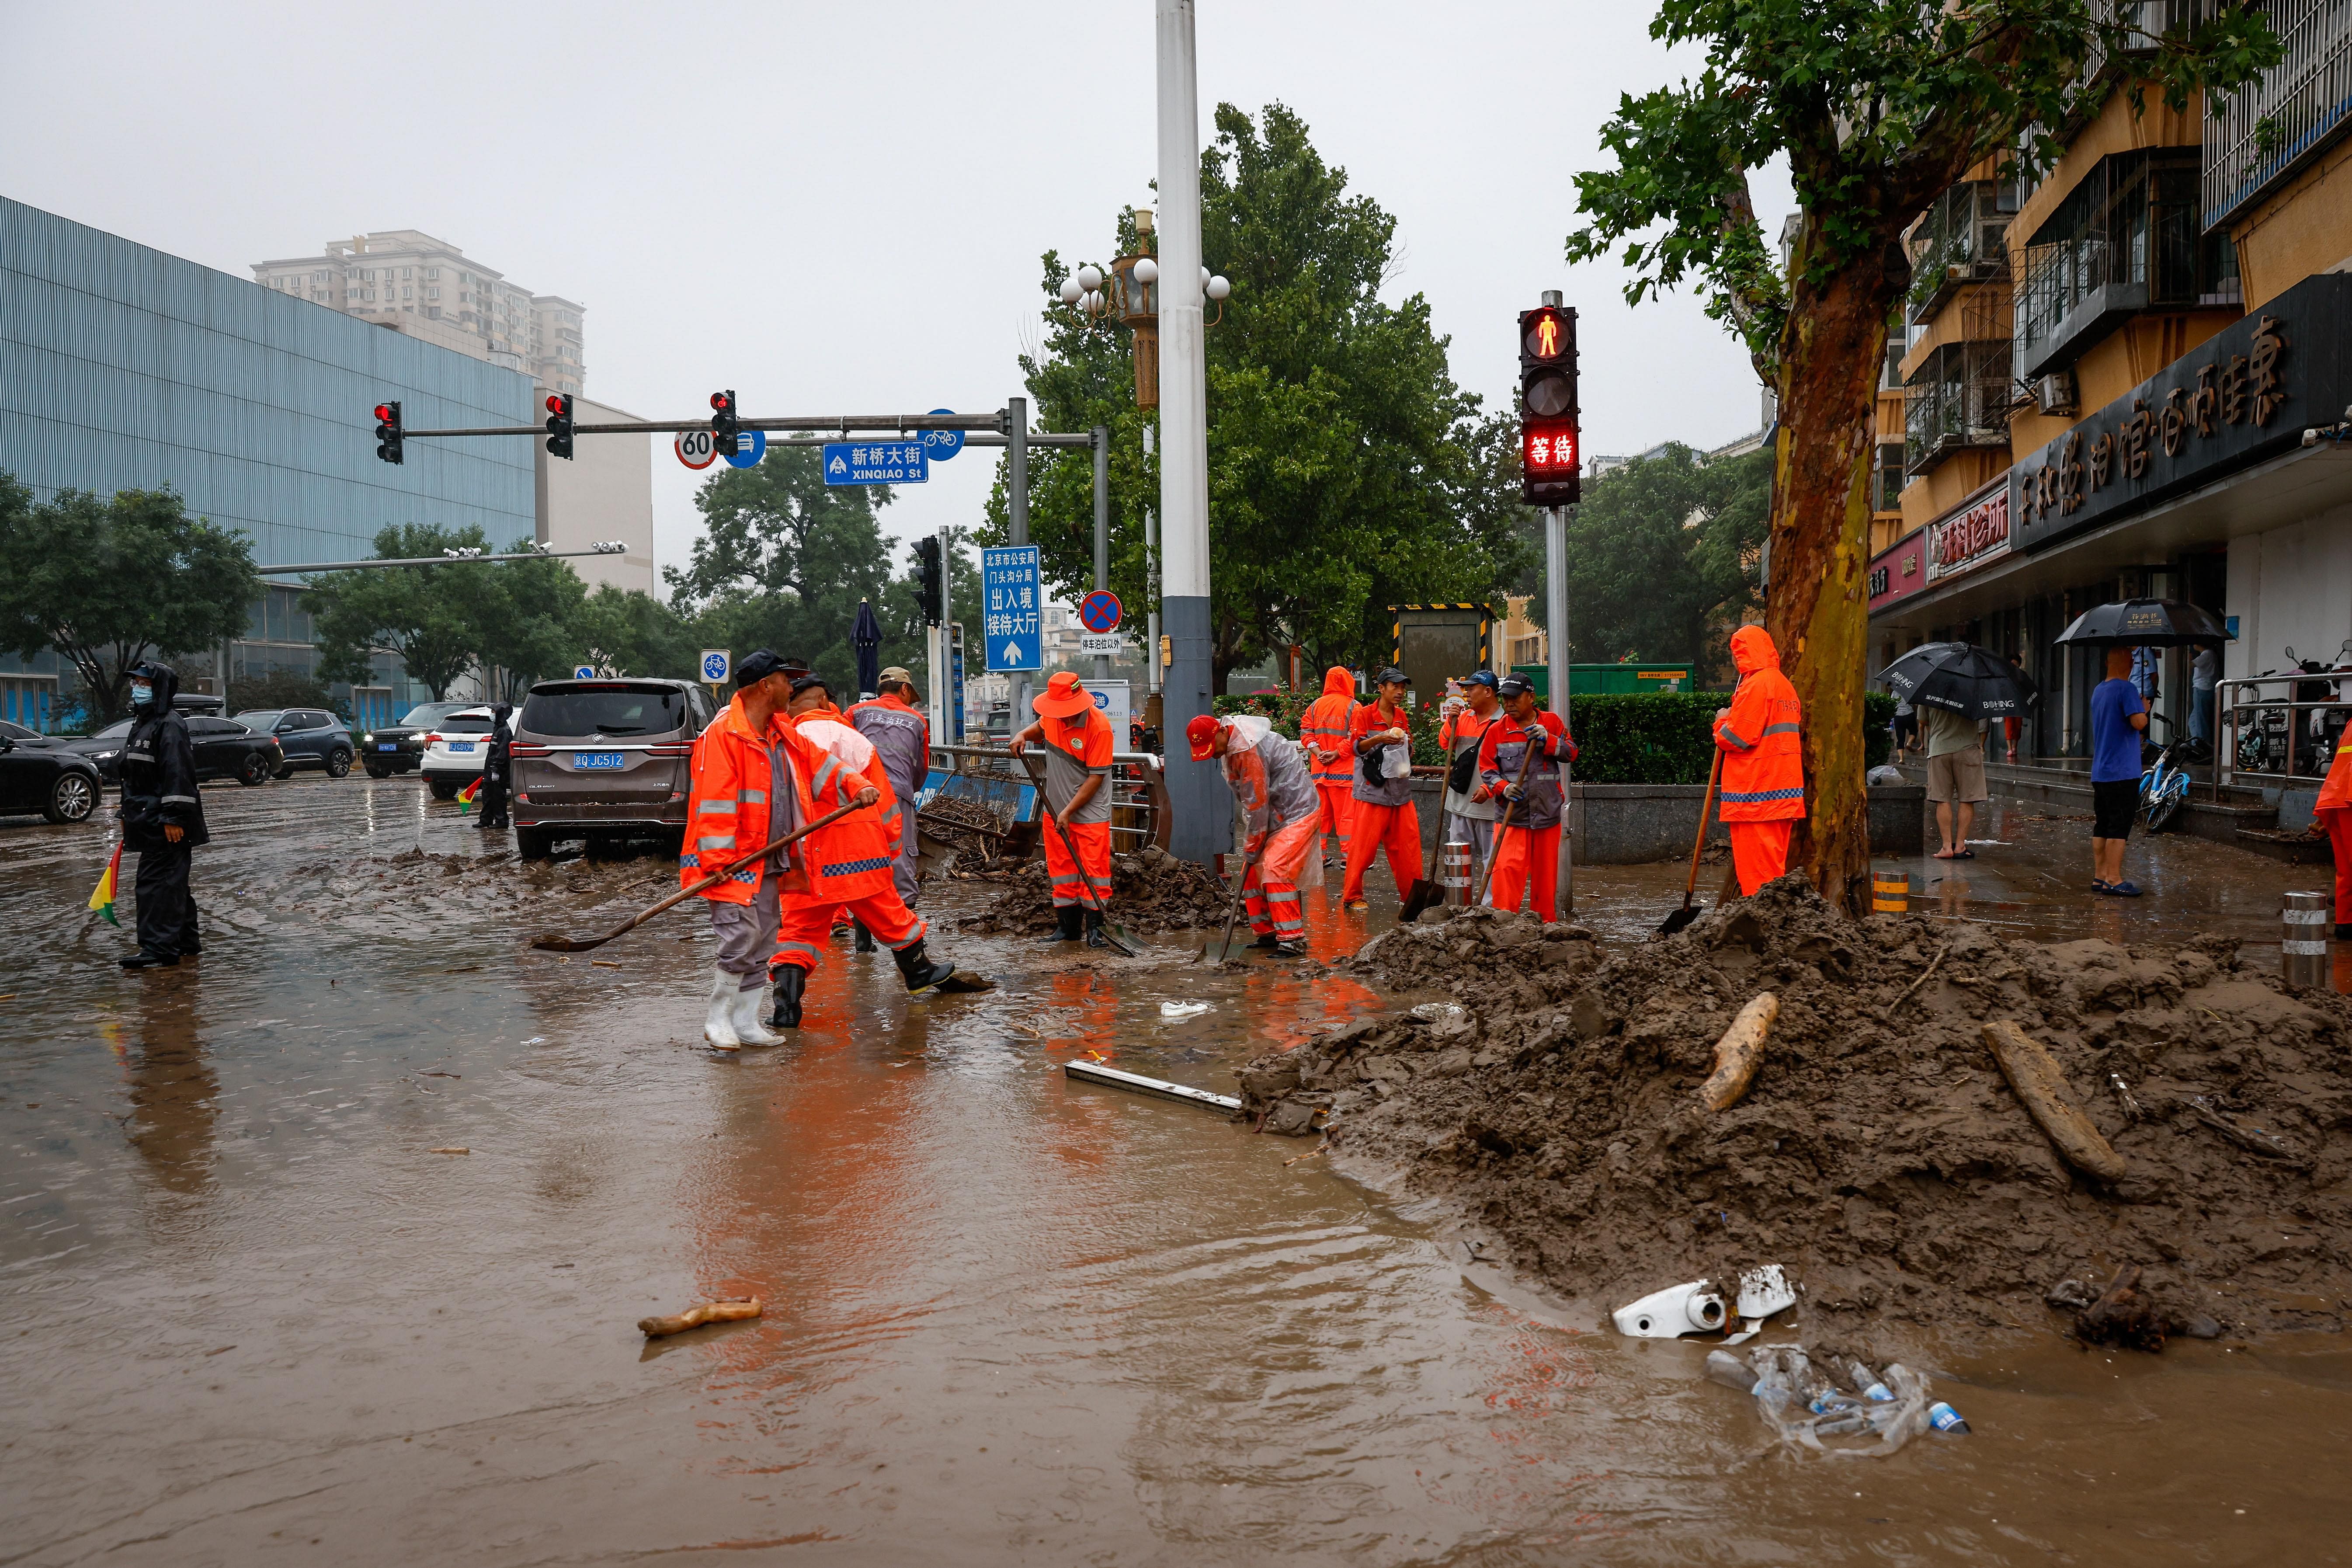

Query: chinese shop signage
[2014,272,2352,554]
[1925,483,2010,584]
[1867,529,1928,614]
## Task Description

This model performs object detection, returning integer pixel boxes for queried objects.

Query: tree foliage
[0,475,263,723]
[998,103,1532,689]
[303,523,507,699]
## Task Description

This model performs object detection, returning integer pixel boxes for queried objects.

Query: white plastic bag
[1381,742,1411,780]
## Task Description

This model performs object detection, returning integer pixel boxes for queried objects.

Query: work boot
[1273,939,1309,959]
[1248,932,1278,949]
[119,949,179,970]
[769,965,807,1029]
[2339,923,2352,941]
[893,938,959,993]
[731,982,784,1046]
[703,966,742,1051]
[1039,907,1082,945]
[853,921,875,954]
[1084,911,1111,949]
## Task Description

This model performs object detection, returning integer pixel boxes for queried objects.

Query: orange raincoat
[1713,626,1805,895]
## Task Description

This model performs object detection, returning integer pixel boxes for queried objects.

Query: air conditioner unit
[2036,371,2078,415]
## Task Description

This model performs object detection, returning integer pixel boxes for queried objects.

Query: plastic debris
[1409,1001,1467,1026]
[1732,1349,1939,1457]
[1612,1279,1727,1337]
[1159,1001,1212,1020]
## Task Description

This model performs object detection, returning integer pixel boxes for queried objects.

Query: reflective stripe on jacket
[1477,710,1576,833]
[1714,626,1806,822]
[682,696,897,903]
[1299,666,1359,787]
[2320,734,2352,813]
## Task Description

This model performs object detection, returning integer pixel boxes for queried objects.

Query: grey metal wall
[0,196,534,564]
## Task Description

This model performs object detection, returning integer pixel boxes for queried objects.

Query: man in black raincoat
[118,661,209,969]
[477,702,513,830]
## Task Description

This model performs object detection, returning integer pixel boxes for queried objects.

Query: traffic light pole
[1546,504,1574,917]
[1093,425,1112,683]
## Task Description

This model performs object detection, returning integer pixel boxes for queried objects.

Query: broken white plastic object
[1736,1264,1796,1321]
[1612,1280,1728,1338]
[1160,1001,1212,1019]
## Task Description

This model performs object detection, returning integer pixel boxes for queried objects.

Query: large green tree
[1567,0,2276,911]
[303,522,508,699]
[1000,103,1531,689]
[573,585,702,681]
[0,476,263,723]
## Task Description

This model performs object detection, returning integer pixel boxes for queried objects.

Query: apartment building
[251,230,585,396]
[1867,0,2352,763]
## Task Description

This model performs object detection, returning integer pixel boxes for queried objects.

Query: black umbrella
[1879,641,2040,720]
[851,598,883,698]
[2053,598,2232,647]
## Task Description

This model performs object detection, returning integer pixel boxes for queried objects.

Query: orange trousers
[2322,807,2352,925]
[1341,799,1421,905]
[775,889,924,974]
[1729,820,1793,897]
[1313,782,1354,838]
[1043,817,1113,910]
[1244,812,1317,941]
[1487,822,1560,923]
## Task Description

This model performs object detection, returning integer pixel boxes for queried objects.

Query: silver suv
[508,678,716,859]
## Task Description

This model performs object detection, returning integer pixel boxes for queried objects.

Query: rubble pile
[1242,876,2352,1346]
[957,844,1234,935]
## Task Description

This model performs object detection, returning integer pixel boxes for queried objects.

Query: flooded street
[6,778,2352,1565]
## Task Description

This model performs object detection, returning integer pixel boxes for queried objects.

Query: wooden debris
[638,1296,762,1338]
[429,1146,469,1155]
[1699,994,1780,1111]
[1982,1019,2128,1181]
[2186,1094,2308,1166]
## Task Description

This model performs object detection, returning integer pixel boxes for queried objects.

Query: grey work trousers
[893,815,920,907]
[1443,812,1496,871]
[708,873,780,991]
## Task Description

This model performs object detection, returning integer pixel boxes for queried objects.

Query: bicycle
[2139,711,2192,833]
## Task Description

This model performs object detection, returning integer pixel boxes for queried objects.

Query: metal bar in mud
[1063,1060,1241,1113]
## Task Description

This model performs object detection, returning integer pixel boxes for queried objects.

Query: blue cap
[1462,670,1499,689]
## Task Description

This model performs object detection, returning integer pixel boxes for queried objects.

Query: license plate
[377,744,399,752]
[448,741,475,753]
[573,751,625,770]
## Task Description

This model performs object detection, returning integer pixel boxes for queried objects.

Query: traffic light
[915,536,944,626]
[373,400,404,465]
[709,389,740,457]
[544,393,574,460]
[1518,303,1579,506]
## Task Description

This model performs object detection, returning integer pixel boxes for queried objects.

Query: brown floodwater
[3,779,2349,1565]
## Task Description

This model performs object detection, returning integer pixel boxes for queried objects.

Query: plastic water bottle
[1850,1361,1896,1403]
[1808,1389,1863,1414]
[1704,1349,1758,1394]
[1926,1400,1971,1435]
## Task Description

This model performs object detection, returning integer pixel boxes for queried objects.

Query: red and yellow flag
[88,842,121,926]
[457,778,482,814]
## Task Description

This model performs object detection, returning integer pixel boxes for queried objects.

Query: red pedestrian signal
[1518,303,1578,506]
[544,393,575,460]
[373,399,404,465]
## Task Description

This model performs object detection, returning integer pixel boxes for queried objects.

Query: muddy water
[5,778,2351,1565]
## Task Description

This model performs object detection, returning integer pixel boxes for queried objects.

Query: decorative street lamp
[1054,209,1227,410]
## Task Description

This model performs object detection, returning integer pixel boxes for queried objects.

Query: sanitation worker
[116,661,207,969]
[1341,666,1422,911]
[1438,670,1504,873]
[786,674,900,954]
[849,666,931,910]
[1299,665,1359,875]
[2318,721,2352,940]
[1188,712,1316,956]
[1009,671,1117,947]
[1476,674,1576,922]
[1712,625,1807,896]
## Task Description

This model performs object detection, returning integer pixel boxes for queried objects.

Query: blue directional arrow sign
[822,440,929,485]
[981,545,1041,672]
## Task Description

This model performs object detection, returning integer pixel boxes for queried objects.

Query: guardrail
[923,743,1171,852]
[2218,673,2352,789]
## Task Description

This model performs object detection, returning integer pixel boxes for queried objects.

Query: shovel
[1196,831,1271,963]
[1016,751,1141,958]
[528,800,865,953]
[1657,750,1722,937]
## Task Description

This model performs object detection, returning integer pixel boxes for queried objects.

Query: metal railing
[924,743,1172,851]
[2204,0,2352,230]
[2218,673,2352,789]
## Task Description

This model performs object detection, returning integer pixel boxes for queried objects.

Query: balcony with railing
[2204,0,2352,229]
[1905,181,2021,323]
[1905,340,2016,476]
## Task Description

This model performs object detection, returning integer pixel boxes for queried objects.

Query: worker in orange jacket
[1476,674,1576,921]
[1010,671,1119,947]
[1299,666,1359,875]
[787,675,903,955]
[2316,727,2352,939]
[1341,666,1422,910]
[1712,625,1807,897]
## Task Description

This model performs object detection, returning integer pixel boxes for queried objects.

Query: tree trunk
[1764,235,1903,917]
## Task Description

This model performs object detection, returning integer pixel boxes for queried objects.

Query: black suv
[358,701,473,778]
[237,709,354,778]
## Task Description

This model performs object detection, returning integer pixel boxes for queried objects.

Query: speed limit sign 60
[675,428,718,470]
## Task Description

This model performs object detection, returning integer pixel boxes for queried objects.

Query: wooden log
[1982,1019,2129,1182]
[1699,994,1780,1111]
[637,1297,762,1338]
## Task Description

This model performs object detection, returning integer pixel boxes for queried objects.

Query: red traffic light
[374,403,394,423]
[546,394,563,415]
[1522,307,1570,362]
[709,392,731,412]
[1522,420,1577,474]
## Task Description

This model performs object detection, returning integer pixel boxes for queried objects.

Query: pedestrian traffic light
[916,536,944,626]
[709,389,740,457]
[373,400,404,465]
[544,393,574,460]
[1519,303,1579,507]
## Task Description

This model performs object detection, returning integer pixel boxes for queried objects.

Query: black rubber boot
[1249,932,1278,949]
[893,938,959,992]
[119,949,180,970]
[2339,923,2352,942]
[853,921,875,954]
[768,965,806,1029]
[1273,939,1308,959]
[1040,907,1082,944]
[1084,911,1111,949]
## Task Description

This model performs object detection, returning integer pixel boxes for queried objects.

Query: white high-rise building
[250,229,585,396]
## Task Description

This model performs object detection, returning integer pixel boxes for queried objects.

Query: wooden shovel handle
[1685,749,1723,900]
[1470,730,1546,907]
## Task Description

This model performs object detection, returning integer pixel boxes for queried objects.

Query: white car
[420,706,497,800]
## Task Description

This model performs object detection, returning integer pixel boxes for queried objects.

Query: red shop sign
[1925,487,2010,584]
[1868,529,1928,613]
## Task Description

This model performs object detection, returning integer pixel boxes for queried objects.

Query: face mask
[131,684,153,708]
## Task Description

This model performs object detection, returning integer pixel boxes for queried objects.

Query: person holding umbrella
[1876,642,2042,860]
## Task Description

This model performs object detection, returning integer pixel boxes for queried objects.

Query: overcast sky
[0,0,1791,593]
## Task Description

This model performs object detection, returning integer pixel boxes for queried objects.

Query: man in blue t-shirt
[2089,645,2149,895]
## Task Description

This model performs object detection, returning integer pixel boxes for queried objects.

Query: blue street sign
[573,664,597,679]
[723,428,768,469]
[981,545,1042,672]
[699,649,731,684]
[822,440,929,485]
[920,409,965,462]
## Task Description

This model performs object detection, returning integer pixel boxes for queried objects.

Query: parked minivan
[508,678,717,859]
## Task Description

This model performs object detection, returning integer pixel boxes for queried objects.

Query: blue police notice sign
[823,441,929,485]
[981,545,1041,672]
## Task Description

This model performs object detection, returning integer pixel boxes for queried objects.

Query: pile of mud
[1243,875,2352,1347]
[957,844,1233,935]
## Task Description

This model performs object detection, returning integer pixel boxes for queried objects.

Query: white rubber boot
[703,966,742,1050]
[731,980,784,1046]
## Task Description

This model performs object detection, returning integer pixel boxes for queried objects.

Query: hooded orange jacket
[681,694,897,903]
[1299,667,1359,788]
[1713,626,1805,822]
